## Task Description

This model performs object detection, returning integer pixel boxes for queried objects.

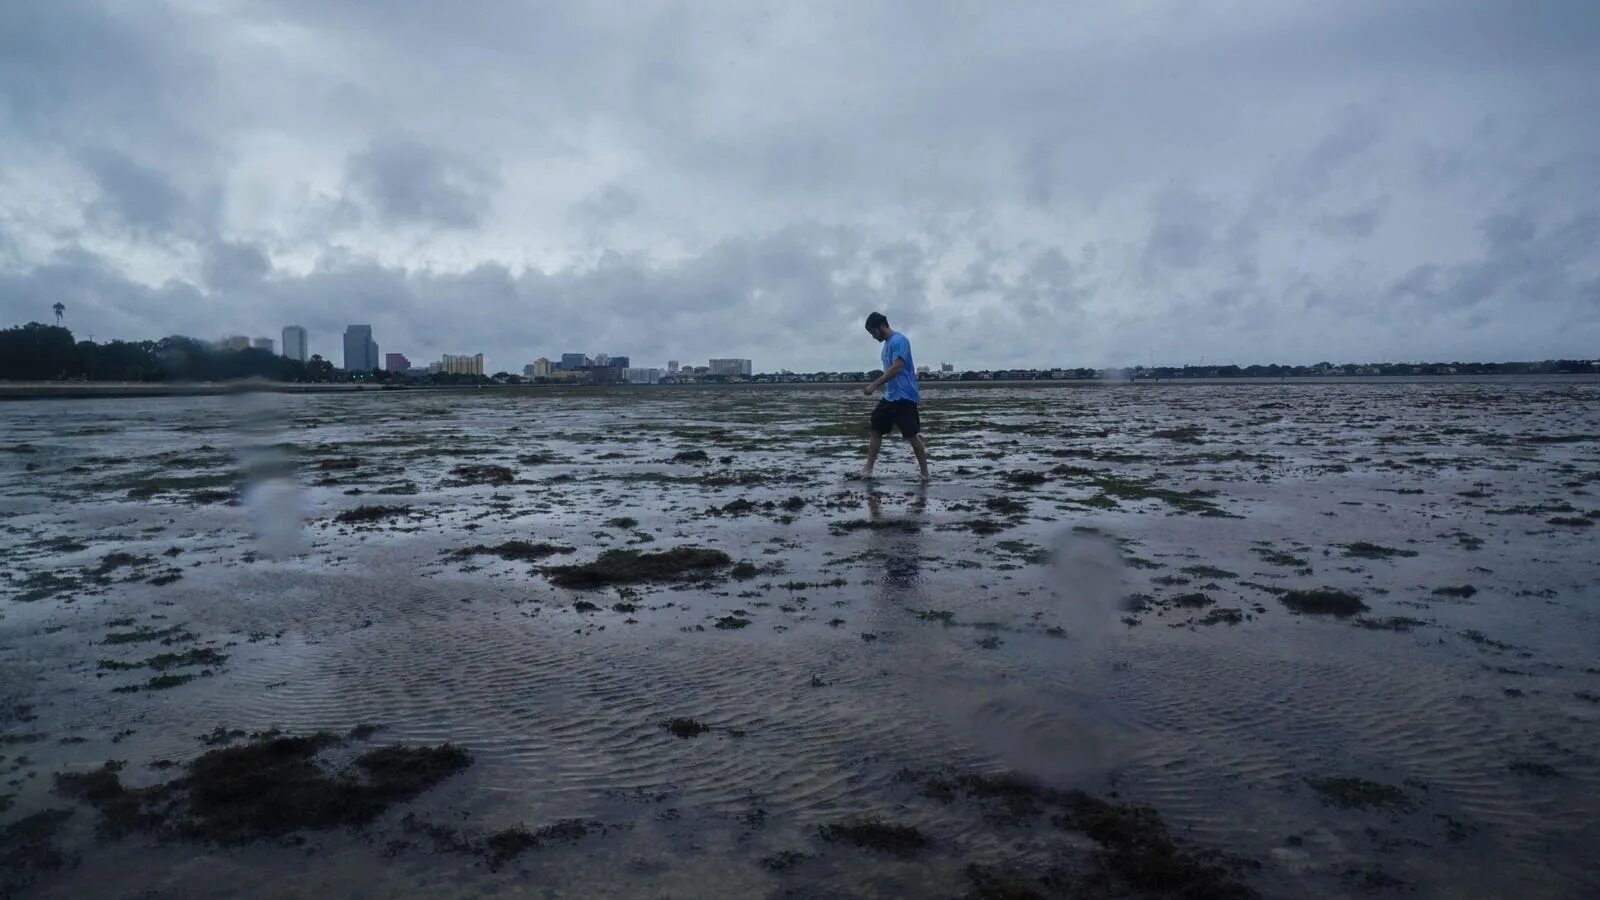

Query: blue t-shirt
[881,332,920,403]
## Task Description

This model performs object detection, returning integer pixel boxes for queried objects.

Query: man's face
[868,325,889,342]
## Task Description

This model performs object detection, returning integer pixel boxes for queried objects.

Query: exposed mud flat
[2,380,1598,898]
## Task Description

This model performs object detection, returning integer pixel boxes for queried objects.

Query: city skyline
[253,319,759,376]
[5,315,1591,389]
[13,310,1597,380]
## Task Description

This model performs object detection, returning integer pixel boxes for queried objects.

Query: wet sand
[2,382,1597,898]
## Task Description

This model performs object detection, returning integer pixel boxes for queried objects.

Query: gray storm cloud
[1,0,1597,372]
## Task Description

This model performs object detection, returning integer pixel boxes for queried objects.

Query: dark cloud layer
[79,148,200,239]
[344,138,500,230]
[2,1,1597,372]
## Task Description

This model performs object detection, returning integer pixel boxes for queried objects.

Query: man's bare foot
[853,469,875,480]
[919,467,931,482]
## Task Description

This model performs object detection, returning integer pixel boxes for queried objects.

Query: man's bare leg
[863,431,883,477]
[909,434,931,481]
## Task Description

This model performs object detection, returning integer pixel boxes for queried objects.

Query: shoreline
[2,372,1597,401]
[0,381,386,401]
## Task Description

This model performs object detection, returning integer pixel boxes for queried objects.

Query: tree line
[0,322,510,385]
[0,322,347,383]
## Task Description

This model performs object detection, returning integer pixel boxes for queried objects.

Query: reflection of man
[860,312,931,482]
[867,486,928,588]
[866,486,928,523]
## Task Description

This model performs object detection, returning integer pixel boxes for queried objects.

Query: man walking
[860,311,930,481]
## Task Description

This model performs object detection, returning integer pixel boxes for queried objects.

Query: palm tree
[52,302,65,326]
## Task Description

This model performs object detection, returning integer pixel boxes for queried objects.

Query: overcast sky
[2,1,1597,372]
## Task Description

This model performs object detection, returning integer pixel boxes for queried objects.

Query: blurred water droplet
[229,389,307,559]
[1047,530,1130,645]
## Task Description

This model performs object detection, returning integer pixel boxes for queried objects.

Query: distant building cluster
[200,326,966,388]
[516,351,748,385]
[117,323,1600,388]
[273,324,488,378]
[223,324,766,385]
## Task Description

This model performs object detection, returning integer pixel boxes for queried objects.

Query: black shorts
[871,399,921,438]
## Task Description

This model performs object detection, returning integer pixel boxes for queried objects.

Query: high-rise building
[609,355,630,368]
[940,362,954,373]
[560,353,588,371]
[252,337,274,352]
[282,326,308,362]
[530,357,552,377]
[593,353,610,367]
[667,360,679,374]
[709,358,753,377]
[343,325,379,372]
[220,335,250,351]
[385,353,411,373]
[623,367,662,385]
[439,353,484,375]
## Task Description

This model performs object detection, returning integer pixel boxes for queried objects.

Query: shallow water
[2,381,1598,898]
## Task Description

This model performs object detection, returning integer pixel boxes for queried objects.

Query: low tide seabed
[2,381,1597,898]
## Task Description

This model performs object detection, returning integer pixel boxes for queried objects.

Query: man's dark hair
[864,312,889,332]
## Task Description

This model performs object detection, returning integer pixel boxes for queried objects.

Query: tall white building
[709,358,753,377]
[439,353,485,375]
[282,326,308,362]
[623,367,662,385]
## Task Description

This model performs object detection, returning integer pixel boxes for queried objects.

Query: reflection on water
[918,530,1147,785]
[865,487,1149,786]
[868,487,926,587]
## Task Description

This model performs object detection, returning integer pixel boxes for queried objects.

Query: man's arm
[863,359,905,394]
